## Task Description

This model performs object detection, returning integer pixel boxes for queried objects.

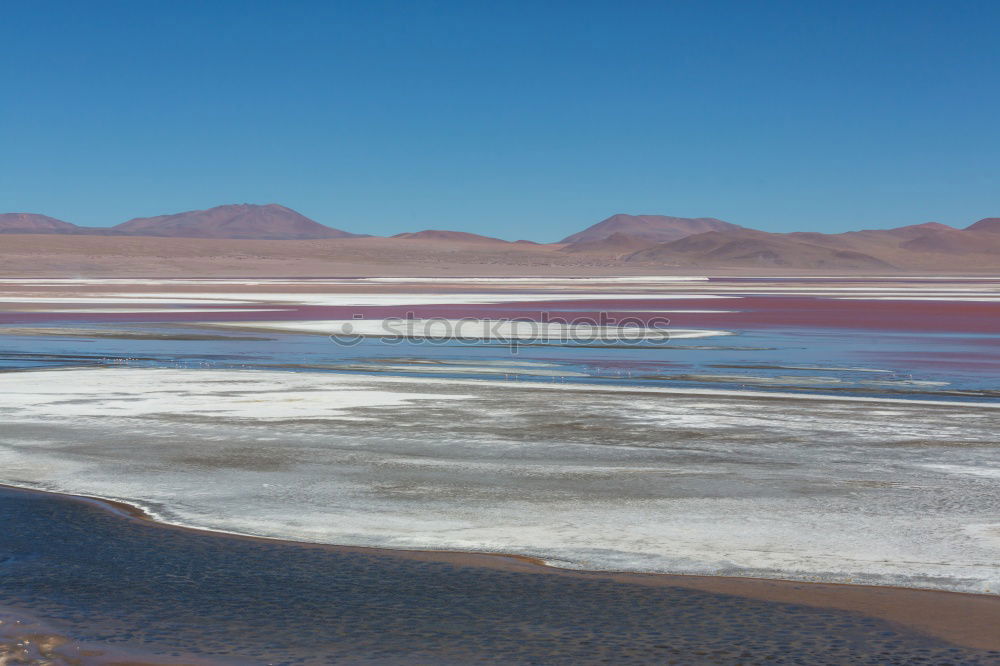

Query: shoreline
[4,482,999,652]
[14,363,1000,409]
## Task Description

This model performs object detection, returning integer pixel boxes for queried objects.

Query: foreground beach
[1,485,999,664]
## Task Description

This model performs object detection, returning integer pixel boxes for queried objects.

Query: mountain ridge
[0,213,81,233]
[560,213,743,244]
[113,203,360,240]
[1,205,997,270]
[392,230,508,243]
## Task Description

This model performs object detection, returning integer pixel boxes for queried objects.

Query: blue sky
[2,1,997,240]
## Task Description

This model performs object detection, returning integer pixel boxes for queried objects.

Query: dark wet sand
[1,484,998,664]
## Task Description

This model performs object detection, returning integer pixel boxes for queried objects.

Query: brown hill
[113,204,358,240]
[967,218,1000,233]
[392,230,508,243]
[559,232,653,255]
[560,214,742,244]
[881,222,957,238]
[0,233,588,278]
[1,207,997,272]
[899,228,1000,254]
[0,213,80,234]
[0,227,996,277]
[786,221,1000,259]
[626,230,894,269]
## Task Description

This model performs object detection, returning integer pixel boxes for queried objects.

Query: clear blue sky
[2,1,997,240]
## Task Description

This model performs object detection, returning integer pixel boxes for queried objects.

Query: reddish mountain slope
[881,222,957,237]
[0,213,80,233]
[626,230,894,269]
[560,214,742,244]
[786,221,1000,259]
[1,206,997,270]
[113,204,357,240]
[392,230,508,243]
[900,228,1000,254]
[559,232,652,255]
[967,218,1000,233]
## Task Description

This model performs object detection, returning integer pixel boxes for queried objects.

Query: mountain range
[0,204,358,240]
[559,214,743,244]
[1,205,998,271]
[115,204,360,240]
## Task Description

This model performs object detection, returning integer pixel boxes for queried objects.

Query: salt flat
[1,366,997,593]
[203,319,732,341]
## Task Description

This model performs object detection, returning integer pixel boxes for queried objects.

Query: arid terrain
[1,205,998,276]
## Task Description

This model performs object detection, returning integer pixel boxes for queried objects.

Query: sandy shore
[7,484,998,653]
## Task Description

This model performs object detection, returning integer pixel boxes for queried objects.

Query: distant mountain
[561,214,743,244]
[559,232,653,255]
[898,228,996,254]
[880,222,957,237]
[626,229,894,269]
[967,218,1000,233]
[1,206,997,271]
[392,230,508,243]
[0,213,80,234]
[113,204,358,240]
[787,220,1000,257]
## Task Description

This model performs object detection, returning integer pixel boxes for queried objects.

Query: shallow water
[1,276,998,401]
[0,487,996,665]
[0,320,997,401]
